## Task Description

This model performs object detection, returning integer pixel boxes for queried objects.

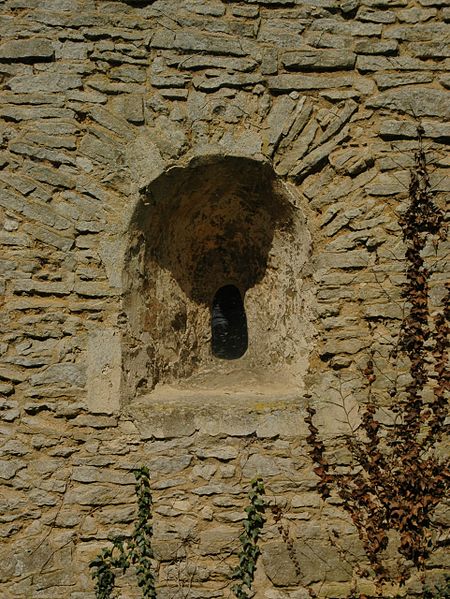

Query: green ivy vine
[89,466,157,599]
[232,478,266,599]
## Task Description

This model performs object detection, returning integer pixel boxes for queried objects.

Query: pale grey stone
[261,48,278,75]
[282,49,356,71]
[193,72,263,92]
[315,249,370,269]
[86,75,146,94]
[340,0,359,13]
[262,542,301,586]
[150,30,247,56]
[318,99,358,144]
[321,337,369,356]
[276,120,319,176]
[0,91,65,105]
[440,74,450,89]
[374,72,433,90]
[79,133,122,164]
[195,446,238,461]
[0,189,72,230]
[0,105,75,121]
[159,88,189,100]
[357,55,444,71]
[30,363,86,388]
[22,131,76,150]
[231,5,259,17]
[385,23,448,40]
[242,454,284,477]
[379,119,450,140]
[320,89,361,102]
[25,164,75,188]
[268,74,353,91]
[265,95,296,149]
[8,72,82,93]
[187,1,225,16]
[86,328,121,414]
[72,466,134,485]
[367,88,450,118]
[357,8,396,22]
[72,414,117,428]
[198,526,237,555]
[291,127,350,181]
[354,39,398,54]
[65,484,131,506]
[0,365,27,384]
[0,460,25,480]
[398,7,437,22]
[258,19,307,47]
[29,489,58,506]
[418,0,448,5]
[89,105,135,140]
[147,455,192,475]
[265,540,353,586]
[12,280,72,295]
[0,382,14,396]
[411,41,450,59]
[0,38,54,62]
[151,74,191,88]
[278,97,313,151]
[310,18,382,36]
[8,141,75,166]
[173,55,257,72]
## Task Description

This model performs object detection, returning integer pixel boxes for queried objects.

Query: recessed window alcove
[122,156,313,405]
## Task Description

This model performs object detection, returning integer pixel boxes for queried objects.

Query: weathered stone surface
[357,55,444,71]
[150,30,247,56]
[0,3,448,599]
[0,38,54,62]
[282,49,356,71]
[367,88,450,118]
[354,39,399,55]
[30,363,86,388]
[8,72,82,93]
[379,119,450,140]
[268,74,353,91]
[374,72,433,89]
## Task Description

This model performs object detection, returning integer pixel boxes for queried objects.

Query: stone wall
[0,0,448,597]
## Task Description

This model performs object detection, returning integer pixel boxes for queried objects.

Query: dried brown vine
[307,126,449,583]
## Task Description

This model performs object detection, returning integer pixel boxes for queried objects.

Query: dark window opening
[211,285,248,360]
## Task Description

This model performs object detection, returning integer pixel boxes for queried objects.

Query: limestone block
[30,363,86,388]
[268,74,354,92]
[385,23,448,40]
[8,72,82,93]
[354,39,398,54]
[282,49,356,71]
[0,105,75,120]
[86,328,121,414]
[198,526,237,555]
[0,38,54,62]
[374,72,433,90]
[150,30,247,56]
[367,88,450,118]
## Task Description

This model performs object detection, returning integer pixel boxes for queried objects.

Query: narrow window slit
[211,285,248,360]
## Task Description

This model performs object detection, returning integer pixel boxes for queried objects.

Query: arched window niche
[121,156,313,406]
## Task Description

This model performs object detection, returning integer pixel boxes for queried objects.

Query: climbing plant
[306,126,449,588]
[90,466,157,599]
[232,478,266,599]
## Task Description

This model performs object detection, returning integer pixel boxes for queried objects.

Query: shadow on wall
[122,156,311,401]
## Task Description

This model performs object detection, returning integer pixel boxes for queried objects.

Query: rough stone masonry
[0,0,449,597]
